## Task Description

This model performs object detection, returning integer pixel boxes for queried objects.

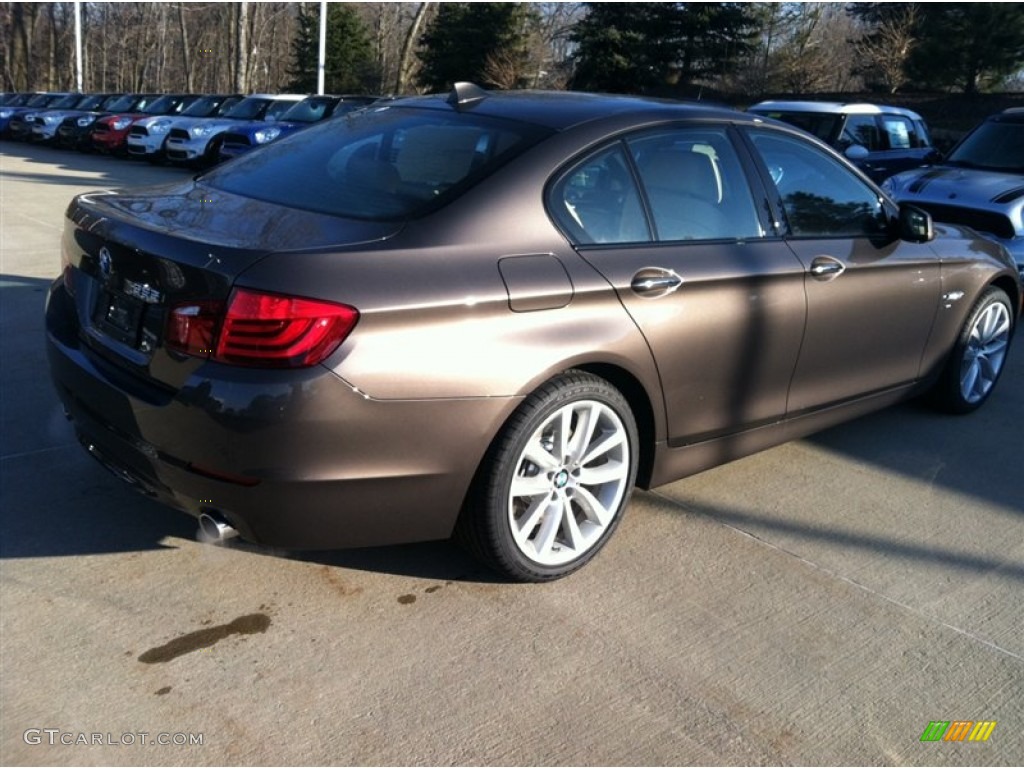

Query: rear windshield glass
[203,105,553,221]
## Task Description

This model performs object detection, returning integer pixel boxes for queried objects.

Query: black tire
[928,286,1014,414]
[456,371,639,582]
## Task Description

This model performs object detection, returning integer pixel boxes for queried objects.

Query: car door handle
[630,267,683,297]
[809,257,846,280]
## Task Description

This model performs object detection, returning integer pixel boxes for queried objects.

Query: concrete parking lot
[1,141,1021,766]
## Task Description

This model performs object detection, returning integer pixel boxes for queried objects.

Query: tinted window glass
[224,98,273,120]
[628,128,762,241]
[549,144,650,245]
[75,94,106,110]
[748,130,887,238]
[281,97,337,123]
[105,94,140,112]
[181,95,236,117]
[205,106,551,220]
[264,99,298,121]
[949,120,1024,173]
[840,115,882,150]
[140,95,185,115]
[756,111,841,143]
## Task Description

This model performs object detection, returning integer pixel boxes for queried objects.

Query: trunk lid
[63,180,399,391]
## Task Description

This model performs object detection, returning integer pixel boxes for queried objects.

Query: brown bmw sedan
[46,85,1021,581]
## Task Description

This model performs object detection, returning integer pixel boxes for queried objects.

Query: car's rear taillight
[166,300,223,357]
[165,289,358,368]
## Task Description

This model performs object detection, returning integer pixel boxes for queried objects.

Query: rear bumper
[45,280,512,550]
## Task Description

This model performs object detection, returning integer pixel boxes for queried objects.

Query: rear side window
[881,115,930,149]
[550,144,650,245]
[627,128,762,241]
[204,106,551,220]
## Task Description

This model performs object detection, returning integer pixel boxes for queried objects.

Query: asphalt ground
[1,140,1022,766]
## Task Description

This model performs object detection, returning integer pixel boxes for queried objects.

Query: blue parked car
[218,95,377,162]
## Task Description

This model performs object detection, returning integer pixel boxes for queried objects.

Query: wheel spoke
[580,429,625,466]
[961,359,981,401]
[577,460,626,488]
[532,498,564,558]
[575,485,614,527]
[566,403,600,464]
[510,471,551,499]
[522,435,559,472]
[512,495,551,547]
[561,500,584,552]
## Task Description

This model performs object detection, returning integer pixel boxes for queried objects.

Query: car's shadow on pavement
[1,140,192,189]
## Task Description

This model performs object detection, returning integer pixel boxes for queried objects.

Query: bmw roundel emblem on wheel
[46,83,1021,581]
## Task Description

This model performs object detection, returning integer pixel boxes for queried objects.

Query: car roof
[995,107,1024,122]
[749,100,924,120]
[378,86,748,131]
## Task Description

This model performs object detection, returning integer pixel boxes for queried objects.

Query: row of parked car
[0,90,378,166]
[1,89,1022,279]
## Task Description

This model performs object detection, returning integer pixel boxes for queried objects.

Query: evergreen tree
[288,2,376,94]
[570,2,759,94]
[908,3,1024,93]
[416,3,535,92]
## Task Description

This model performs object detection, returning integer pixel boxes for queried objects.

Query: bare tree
[854,4,919,94]
[395,2,432,94]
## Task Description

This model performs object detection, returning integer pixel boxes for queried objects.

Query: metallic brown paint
[44,91,1021,557]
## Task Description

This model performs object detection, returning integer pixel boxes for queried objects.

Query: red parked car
[90,94,197,154]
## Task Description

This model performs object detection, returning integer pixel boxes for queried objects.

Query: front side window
[627,128,762,241]
[748,129,888,238]
[204,106,551,220]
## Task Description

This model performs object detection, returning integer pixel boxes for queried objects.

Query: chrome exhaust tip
[197,512,239,544]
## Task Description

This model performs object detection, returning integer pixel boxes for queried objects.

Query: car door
[742,127,942,416]
[549,125,807,445]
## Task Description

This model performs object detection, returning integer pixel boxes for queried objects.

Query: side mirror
[899,203,933,243]
[844,144,870,160]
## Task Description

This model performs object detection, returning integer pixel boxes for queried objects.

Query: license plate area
[95,290,145,347]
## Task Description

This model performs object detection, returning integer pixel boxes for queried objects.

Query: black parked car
[4,92,77,140]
